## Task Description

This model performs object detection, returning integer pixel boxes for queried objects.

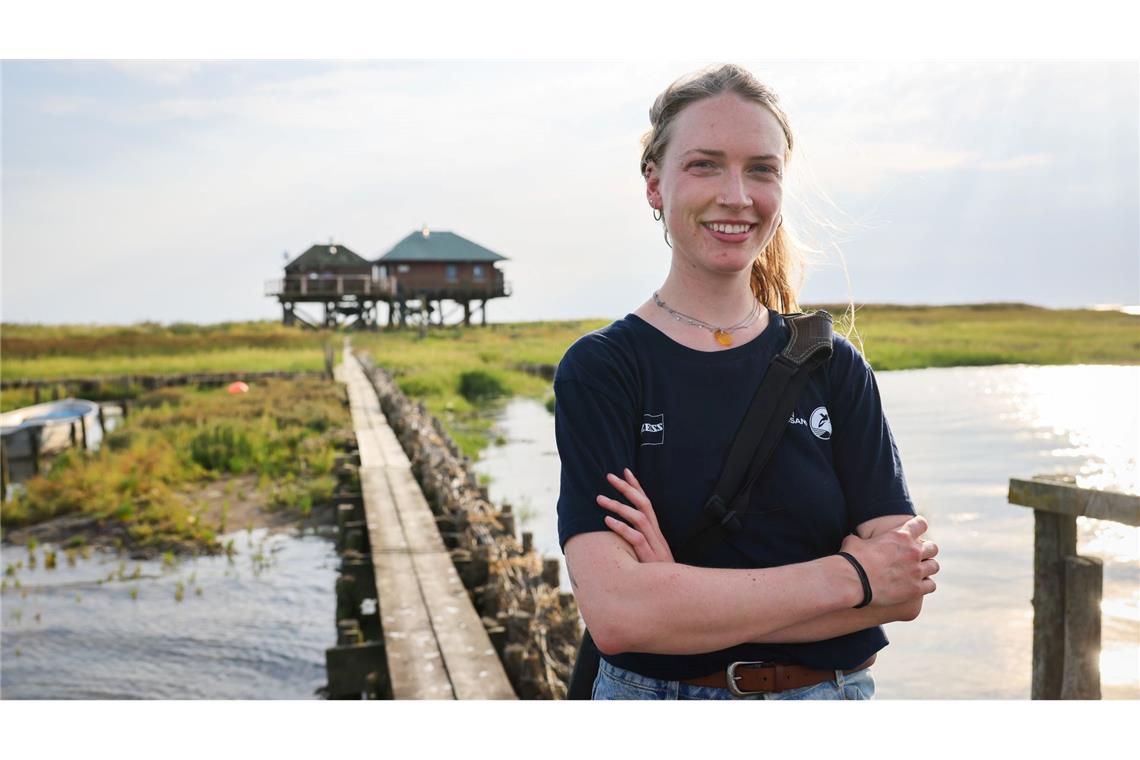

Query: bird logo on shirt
[809,406,832,440]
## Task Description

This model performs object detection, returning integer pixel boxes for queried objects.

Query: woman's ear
[644,161,661,209]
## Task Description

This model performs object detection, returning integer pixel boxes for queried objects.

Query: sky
[2,59,1137,325]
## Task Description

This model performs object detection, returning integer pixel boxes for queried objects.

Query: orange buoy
[227,381,250,394]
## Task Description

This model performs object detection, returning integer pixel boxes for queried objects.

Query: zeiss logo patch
[809,406,832,440]
[640,413,664,446]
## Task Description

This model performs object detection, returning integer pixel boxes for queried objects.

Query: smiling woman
[555,64,940,700]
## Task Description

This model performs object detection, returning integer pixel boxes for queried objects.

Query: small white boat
[0,398,102,458]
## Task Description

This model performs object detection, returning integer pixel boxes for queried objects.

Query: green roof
[376,230,508,263]
[285,243,371,272]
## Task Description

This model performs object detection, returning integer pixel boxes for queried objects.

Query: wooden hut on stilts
[267,241,395,329]
[375,225,511,328]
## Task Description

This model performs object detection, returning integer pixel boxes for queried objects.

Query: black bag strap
[567,310,834,699]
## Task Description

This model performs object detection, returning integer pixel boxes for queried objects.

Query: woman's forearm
[747,600,920,644]
[596,553,865,655]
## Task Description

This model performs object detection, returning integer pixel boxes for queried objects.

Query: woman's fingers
[620,468,661,529]
[596,494,645,528]
[604,516,651,562]
[607,472,652,512]
[901,515,929,540]
[920,558,940,578]
[921,540,939,560]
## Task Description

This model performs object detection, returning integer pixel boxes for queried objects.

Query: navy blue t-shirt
[554,310,915,679]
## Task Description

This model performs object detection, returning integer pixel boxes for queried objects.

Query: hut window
[445,264,458,282]
[473,265,486,281]
[397,264,411,273]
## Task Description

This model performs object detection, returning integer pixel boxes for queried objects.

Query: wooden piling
[542,558,561,588]
[498,504,515,538]
[30,427,40,476]
[79,414,88,451]
[1031,509,1077,700]
[336,574,357,623]
[1,438,9,501]
[522,531,533,553]
[97,404,106,437]
[1061,555,1103,700]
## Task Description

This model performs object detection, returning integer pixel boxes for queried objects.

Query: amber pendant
[714,329,733,347]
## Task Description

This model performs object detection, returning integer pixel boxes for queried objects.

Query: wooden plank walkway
[339,344,516,700]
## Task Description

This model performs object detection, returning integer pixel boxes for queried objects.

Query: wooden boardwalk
[338,344,516,700]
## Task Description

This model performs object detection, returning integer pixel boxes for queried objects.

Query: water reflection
[1,528,337,699]
[475,364,1139,699]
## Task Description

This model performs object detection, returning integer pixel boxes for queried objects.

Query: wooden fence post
[1061,555,1103,700]
[30,427,40,477]
[1031,510,1076,700]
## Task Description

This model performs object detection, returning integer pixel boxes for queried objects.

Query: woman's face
[646,93,787,278]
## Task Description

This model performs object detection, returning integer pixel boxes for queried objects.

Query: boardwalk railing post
[1061,555,1103,700]
[1032,508,1077,699]
[1011,476,1139,701]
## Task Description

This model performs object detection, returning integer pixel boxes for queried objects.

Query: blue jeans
[591,658,876,700]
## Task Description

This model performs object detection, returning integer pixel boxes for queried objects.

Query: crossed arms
[564,469,940,656]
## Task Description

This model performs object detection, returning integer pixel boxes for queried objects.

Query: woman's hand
[596,468,675,563]
[839,516,940,607]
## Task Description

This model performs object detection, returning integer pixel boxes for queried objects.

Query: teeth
[705,223,752,234]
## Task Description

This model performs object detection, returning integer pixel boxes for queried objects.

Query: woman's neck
[654,264,757,326]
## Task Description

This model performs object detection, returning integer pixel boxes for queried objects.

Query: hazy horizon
[3,60,1137,326]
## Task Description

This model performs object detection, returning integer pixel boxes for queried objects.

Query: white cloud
[107,61,205,86]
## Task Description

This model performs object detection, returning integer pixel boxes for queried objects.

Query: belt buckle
[726,660,779,697]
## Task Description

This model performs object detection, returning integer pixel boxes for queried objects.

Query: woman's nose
[716,171,752,208]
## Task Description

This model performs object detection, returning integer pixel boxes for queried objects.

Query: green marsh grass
[1,377,351,552]
[1,320,344,411]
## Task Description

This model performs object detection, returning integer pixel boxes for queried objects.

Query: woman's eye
[688,160,716,170]
[751,165,779,175]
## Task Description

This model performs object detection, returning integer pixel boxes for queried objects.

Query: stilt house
[375,226,510,326]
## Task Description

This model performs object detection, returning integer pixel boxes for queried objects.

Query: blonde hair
[640,64,804,313]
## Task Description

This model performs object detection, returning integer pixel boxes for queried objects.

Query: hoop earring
[652,208,663,222]
[663,224,672,249]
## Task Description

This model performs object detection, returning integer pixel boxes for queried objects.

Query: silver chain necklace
[652,290,761,347]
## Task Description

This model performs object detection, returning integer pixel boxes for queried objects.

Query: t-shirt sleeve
[554,351,640,553]
[827,336,916,534]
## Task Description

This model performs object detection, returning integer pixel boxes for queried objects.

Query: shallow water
[474,364,1140,699]
[1,527,338,699]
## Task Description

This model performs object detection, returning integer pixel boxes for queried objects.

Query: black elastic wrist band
[837,551,873,609]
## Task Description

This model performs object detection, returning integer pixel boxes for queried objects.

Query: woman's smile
[701,220,756,243]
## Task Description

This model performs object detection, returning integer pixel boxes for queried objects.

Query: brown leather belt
[681,654,876,696]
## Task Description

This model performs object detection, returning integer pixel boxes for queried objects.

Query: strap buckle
[702,495,742,533]
[726,660,782,697]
